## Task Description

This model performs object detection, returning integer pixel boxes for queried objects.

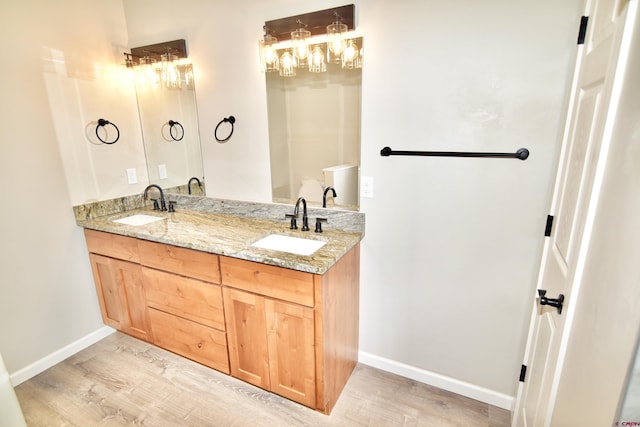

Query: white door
[512,0,636,425]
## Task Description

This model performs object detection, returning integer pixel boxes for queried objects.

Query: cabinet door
[89,253,151,341]
[265,299,316,407]
[223,287,270,390]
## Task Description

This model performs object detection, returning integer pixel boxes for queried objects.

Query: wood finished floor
[15,332,511,427]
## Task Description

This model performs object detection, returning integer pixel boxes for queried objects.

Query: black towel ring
[214,116,235,142]
[168,120,184,141]
[96,119,120,144]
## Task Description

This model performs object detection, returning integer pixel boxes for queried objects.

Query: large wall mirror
[131,40,205,195]
[266,38,362,210]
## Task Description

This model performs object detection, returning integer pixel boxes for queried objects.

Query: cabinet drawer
[138,240,220,283]
[84,229,140,263]
[143,267,225,331]
[148,308,229,374]
[220,256,314,307]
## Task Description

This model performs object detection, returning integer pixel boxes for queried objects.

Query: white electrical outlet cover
[158,164,168,179]
[126,168,137,184]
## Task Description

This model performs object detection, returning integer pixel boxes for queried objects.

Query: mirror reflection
[266,38,362,210]
[132,50,205,195]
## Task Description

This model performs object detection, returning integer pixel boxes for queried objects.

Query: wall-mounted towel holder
[95,119,120,144]
[215,116,235,142]
[380,146,530,160]
[168,120,184,141]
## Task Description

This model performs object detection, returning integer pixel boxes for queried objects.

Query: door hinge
[577,16,589,45]
[520,364,527,382]
[544,215,554,237]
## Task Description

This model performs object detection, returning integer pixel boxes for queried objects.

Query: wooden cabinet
[84,228,359,415]
[89,253,152,341]
[220,247,360,414]
[84,229,229,374]
[222,287,270,388]
[223,287,316,407]
[142,265,229,374]
[265,297,316,407]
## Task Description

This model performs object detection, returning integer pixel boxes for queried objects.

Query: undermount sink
[251,234,326,256]
[112,214,164,226]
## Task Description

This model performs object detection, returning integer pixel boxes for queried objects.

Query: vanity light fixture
[260,4,360,76]
[125,39,191,89]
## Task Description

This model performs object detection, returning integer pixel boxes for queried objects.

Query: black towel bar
[380,147,529,160]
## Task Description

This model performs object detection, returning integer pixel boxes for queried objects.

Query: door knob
[538,289,565,314]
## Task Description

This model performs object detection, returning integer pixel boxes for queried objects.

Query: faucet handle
[150,198,160,210]
[285,214,298,229]
[168,201,176,213]
[315,217,327,233]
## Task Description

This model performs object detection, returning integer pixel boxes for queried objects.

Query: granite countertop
[77,203,364,275]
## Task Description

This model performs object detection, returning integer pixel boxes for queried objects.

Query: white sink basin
[251,234,326,256]
[112,214,164,226]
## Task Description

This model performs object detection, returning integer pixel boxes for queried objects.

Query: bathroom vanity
[77,196,364,415]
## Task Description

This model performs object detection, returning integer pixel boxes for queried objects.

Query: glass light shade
[341,39,360,69]
[308,45,326,73]
[291,28,311,68]
[138,56,159,88]
[181,63,194,88]
[279,51,296,77]
[326,21,347,63]
[259,34,279,72]
[161,53,181,89]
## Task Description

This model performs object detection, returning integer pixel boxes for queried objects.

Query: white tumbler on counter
[0,352,27,427]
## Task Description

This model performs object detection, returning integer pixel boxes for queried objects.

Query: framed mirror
[266,37,362,210]
[131,40,205,195]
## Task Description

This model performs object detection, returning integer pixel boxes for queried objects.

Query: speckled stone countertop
[75,195,365,275]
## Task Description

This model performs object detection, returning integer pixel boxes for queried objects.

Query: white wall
[0,0,127,375]
[124,0,582,402]
[358,0,582,399]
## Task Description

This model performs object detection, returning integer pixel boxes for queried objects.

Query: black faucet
[322,187,337,208]
[188,177,202,195]
[143,184,167,211]
[294,197,310,231]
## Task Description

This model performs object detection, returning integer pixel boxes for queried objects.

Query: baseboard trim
[358,351,513,411]
[10,326,115,386]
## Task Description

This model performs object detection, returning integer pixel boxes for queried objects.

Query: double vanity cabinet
[80,203,362,415]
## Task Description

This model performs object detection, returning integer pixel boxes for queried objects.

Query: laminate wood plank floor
[15,332,511,427]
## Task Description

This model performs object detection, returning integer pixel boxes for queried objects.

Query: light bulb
[279,51,296,77]
[326,21,347,63]
[342,39,360,69]
[260,33,279,72]
[308,45,326,73]
[291,25,311,68]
